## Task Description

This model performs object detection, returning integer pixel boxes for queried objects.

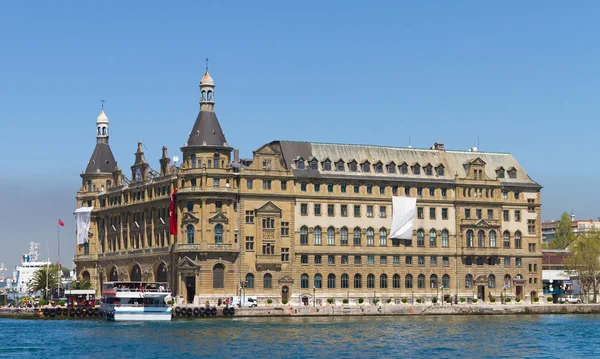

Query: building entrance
[477,285,485,300]
[185,276,196,304]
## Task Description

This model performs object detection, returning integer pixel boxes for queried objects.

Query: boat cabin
[64,289,96,308]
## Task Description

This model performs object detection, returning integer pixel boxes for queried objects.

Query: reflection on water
[1,315,600,358]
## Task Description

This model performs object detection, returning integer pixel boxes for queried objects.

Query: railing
[176,242,237,252]
[177,186,232,193]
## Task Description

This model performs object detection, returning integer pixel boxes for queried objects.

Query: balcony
[176,242,239,253]
[461,246,526,257]
[256,254,281,271]
[177,186,232,194]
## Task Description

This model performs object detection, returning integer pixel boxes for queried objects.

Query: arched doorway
[156,263,168,283]
[81,271,91,282]
[109,267,118,281]
[130,264,142,282]
[281,286,289,303]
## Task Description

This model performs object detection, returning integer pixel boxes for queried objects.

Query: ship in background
[15,242,51,295]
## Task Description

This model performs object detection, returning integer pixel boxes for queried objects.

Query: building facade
[74,71,543,306]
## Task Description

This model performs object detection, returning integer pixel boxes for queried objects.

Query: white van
[231,296,257,307]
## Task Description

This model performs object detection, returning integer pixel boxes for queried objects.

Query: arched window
[405,274,413,289]
[366,227,374,246]
[488,274,496,289]
[314,227,322,245]
[354,274,362,288]
[417,229,425,246]
[214,224,223,244]
[465,274,473,288]
[417,274,425,289]
[109,267,118,281]
[327,226,335,245]
[263,273,272,289]
[98,127,101,136]
[328,273,336,288]
[442,274,450,288]
[504,274,511,289]
[478,230,485,247]
[380,274,388,289]
[202,90,207,100]
[207,90,213,101]
[367,274,375,288]
[393,274,401,288]
[430,274,438,289]
[191,154,197,168]
[353,227,361,246]
[301,274,309,289]
[102,127,106,135]
[442,229,449,247]
[81,271,91,282]
[300,226,308,245]
[429,229,437,247]
[466,230,474,247]
[87,180,92,192]
[340,227,348,245]
[213,264,224,289]
[379,228,388,246]
[515,231,522,248]
[341,274,349,288]
[213,154,220,168]
[489,230,497,247]
[515,274,523,280]
[186,224,194,244]
[503,231,511,248]
[246,273,254,289]
[314,273,322,289]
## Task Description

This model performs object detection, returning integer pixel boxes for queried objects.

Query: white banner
[390,196,417,240]
[75,207,93,244]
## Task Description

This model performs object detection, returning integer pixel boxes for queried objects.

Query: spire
[96,109,109,144]
[200,59,215,112]
[85,108,117,175]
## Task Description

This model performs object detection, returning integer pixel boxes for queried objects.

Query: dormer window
[349,161,358,172]
[412,164,421,175]
[309,159,318,170]
[336,161,345,172]
[508,168,517,179]
[262,159,271,170]
[400,164,408,174]
[496,167,505,179]
[436,165,445,176]
[374,162,383,173]
[296,158,305,169]
[425,165,433,176]
[387,162,396,174]
[362,162,370,172]
[323,160,331,171]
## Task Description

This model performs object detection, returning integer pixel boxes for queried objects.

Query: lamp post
[441,286,444,305]
[313,286,316,307]
[503,284,507,305]
[411,289,414,304]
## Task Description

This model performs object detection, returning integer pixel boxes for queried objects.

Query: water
[1,315,598,358]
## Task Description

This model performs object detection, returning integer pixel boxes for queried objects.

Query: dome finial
[101,99,105,110]
[205,57,209,72]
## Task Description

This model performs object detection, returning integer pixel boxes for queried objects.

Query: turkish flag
[58,219,64,227]
[169,188,178,235]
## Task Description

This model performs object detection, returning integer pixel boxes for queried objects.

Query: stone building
[74,71,543,306]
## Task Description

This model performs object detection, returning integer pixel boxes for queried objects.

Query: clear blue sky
[1,1,599,271]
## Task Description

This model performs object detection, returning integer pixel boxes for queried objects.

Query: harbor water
[1,315,599,358]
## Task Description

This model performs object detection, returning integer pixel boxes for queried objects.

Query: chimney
[433,142,444,151]
[234,149,239,163]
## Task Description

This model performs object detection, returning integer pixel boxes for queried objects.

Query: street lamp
[313,286,316,307]
[503,284,507,305]
[441,286,444,305]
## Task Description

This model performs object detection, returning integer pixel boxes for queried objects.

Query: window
[405,256,412,265]
[353,227,361,246]
[487,209,493,221]
[338,204,347,217]
[442,274,450,288]
[362,162,370,172]
[393,274,400,288]
[380,206,387,218]
[417,207,424,219]
[341,274,349,288]
[336,162,345,172]
[413,165,421,175]
[465,274,473,288]
[466,230,474,247]
[515,231,522,248]
[245,210,254,224]
[465,257,472,265]
[418,256,425,265]
[301,255,308,264]
[301,182,307,191]
[501,257,509,266]
[366,228,374,246]
[429,229,437,247]
[214,224,223,244]
[281,222,289,236]
[297,160,305,169]
[528,199,535,213]
[465,209,471,219]
[341,255,348,264]
[314,274,322,289]
[281,248,289,262]
[393,256,400,264]
[327,274,336,288]
[213,264,225,289]
[502,190,508,199]
[186,224,195,244]
[528,220,536,234]
[349,162,357,172]
[327,227,335,245]
[314,226,322,245]
[442,229,449,247]
[379,228,387,246]
[354,205,361,217]
[354,255,361,265]
[327,183,334,193]
[488,274,496,289]
[354,274,362,288]
[300,226,308,245]
[489,230,496,247]
[429,187,435,196]
[213,178,219,187]
[367,274,375,288]
[405,274,413,289]
[301,274,309,289]
[281,181,287,190]
[476,257,484,266]
[262,243,275,255]
[315,255,322,264]
[341,184,347,193]
[327,204,335,217]
[366,185,373,194]
[323,161,332,171]
[504,274,511,288]
[476,209,482,219]
[379,186,385,195]
[417,187,423,196]
[529,243,536,252]
[310,160,318,170]
[442,256,449,266]
[516,257,522,266]
[442,208,448,220]
[368,256,374,264]
[430,208,436,219]
[430,256,437,265]
[245,236,254,251]
[340,227,348,245]
[262,159,271,170]
[263,273,272,289]
[503,231,510,248]
[388,164,396,174]
[405,187,410,196]
[392,186,398,195]
[354,184,360,193]
[478,230,485,247]
[187,201,194,212]
[380,256,387,264]
[314,204,321,216]
[246,273,255,289]
[367,205,374,217]
[380,274,388,288]
[314,183,321,192]
[417,229,425,247]
[418,274,425,289]
[301,204,308,215]
[262,217,275,229]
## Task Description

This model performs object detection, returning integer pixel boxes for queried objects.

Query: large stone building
[74,71,543,306]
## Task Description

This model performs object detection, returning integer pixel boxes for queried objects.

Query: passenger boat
[100,281,172,321]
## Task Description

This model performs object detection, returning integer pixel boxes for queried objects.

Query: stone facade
[74,71,543,306]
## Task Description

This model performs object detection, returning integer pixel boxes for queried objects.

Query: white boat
[15,242,52,295]
[100,281,172,321]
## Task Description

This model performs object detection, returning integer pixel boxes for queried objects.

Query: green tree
[28,264,60,299]
[69,280,91,290]
[567,229,600,303]
[549,212,576,249]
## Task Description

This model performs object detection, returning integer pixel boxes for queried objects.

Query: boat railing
[113,287,170,293]
[113,303,168,308]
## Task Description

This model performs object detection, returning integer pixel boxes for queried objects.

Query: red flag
[58,261,62,270]
[169,189,178,235]
[58,219,64,227]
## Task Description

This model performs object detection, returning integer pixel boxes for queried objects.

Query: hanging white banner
[390,196,417,240]
[75,207,94,244]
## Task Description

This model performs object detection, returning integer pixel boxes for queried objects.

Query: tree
[549,212,576,249]
[567,229,600,303]
[70,280,91,290]
[28,264,60,299]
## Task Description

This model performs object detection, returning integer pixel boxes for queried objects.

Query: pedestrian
[225,298,229,308]
[218,298,222,306]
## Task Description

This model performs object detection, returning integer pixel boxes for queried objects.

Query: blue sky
[1,1,599,271]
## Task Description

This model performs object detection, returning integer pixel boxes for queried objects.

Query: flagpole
[57,222,60,299]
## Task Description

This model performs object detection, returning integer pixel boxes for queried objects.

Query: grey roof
[85,142,117,174]
[185,111,230,148]
[267,141,540,187]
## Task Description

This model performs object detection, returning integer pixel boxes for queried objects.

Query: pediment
[469,157,487,166]
[253,144,280,156]
[209,211,229,224]
[256,201,282,214]
[475,219,490,228]
[177,256,200,269]
[474,275,488,283]
[278,275,294,284]
[181,211,200,224]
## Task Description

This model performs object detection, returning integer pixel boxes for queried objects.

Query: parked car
[231,296,257,307]
[560,295,582,304]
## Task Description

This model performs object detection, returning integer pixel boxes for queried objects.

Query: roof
[201,71,214,86]
[266,140,540,187]
[85,142,117,174]
[185,111,230,148]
